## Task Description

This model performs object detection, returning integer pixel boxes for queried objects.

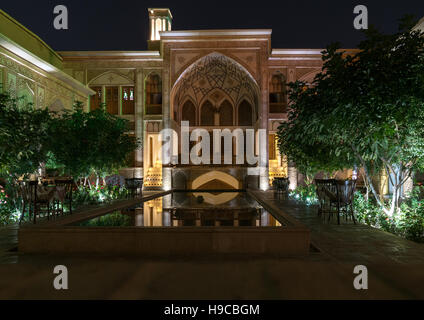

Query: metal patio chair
[53,178,74,215]
[125,178,143,198]
[273,177,289,199]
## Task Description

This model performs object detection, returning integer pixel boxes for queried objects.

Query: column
[102,85,106,106]
[288,160,298,190]
[287,67,297,190]
[135,69,144,178]
[162,50,172,190]
[150,17,155,40]
[118,85,122,115]
[259,57,269,191]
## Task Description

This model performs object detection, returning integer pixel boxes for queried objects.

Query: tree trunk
[362,174,369,201]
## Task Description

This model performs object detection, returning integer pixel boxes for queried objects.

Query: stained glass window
[122,86,135,114]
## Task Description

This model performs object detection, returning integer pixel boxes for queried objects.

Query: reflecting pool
[74,192,284,227]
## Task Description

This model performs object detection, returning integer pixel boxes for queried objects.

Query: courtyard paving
[0,190,423,299]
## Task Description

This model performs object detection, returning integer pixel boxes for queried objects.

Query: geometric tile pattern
[173,53,257,114]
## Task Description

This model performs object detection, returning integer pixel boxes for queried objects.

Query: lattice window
[106,86,119,114]
[90,86,102,111]
[269,74,287,113]
[146,74,162,115]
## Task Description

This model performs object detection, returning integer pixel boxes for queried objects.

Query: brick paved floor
[0,190,423,299]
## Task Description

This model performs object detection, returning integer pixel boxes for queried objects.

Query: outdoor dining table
[18,178,73,223]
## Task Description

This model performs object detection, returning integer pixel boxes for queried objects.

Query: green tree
[49,101,139,185]
[0,92,52,178]
[277,16,424,216]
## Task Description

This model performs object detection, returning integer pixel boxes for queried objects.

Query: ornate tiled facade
[0,8,343,191]
[56,9,339,190]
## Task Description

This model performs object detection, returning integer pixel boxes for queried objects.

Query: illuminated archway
[191,171,240,190]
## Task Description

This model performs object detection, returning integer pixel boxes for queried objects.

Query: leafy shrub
[290,185,424,243]
[78,211,132,227]
[395,187,424,242]
[289,184,318,205]
[0,185,19,225]
[354,188,424,243]
[73,184,129,208]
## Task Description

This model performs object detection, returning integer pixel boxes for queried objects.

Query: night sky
[2,0,424,51]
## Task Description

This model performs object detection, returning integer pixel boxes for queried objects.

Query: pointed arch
[200,100,215,126]
[181,99,197,126]
[238,100,253,126]
[88,71,134,86]
[298,69,320,86]
[219,99,233,126]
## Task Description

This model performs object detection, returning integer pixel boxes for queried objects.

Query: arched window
[145,73,162,115]
[269,74,286,113]
[238,100,253,126]
[219,100,233,126]
[181,100,196,126]
[201,100,215,126]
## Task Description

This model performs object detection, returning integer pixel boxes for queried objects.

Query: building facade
[58,8,335,191]
[1,8,421,194]
[0,10,93,113]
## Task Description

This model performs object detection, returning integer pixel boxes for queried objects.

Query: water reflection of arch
[172,171,188,190]
[192,192,238,205]
[191,170,240,190]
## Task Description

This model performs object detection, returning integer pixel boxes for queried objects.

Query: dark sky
[2,0,424,51]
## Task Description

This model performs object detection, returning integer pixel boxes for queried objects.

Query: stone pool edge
[18,189,311,257]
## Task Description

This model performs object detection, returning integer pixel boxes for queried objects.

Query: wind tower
[148,8,172,51]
